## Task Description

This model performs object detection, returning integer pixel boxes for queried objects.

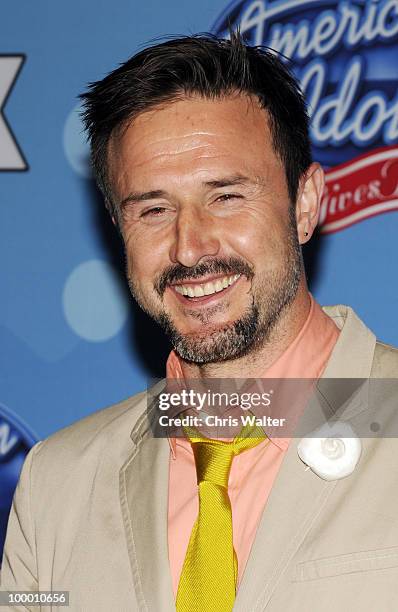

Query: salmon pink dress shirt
[166,296,340,597]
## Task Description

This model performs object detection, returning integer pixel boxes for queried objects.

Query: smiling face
[107,93,304,364]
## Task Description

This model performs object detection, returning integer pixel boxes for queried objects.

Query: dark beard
[157,301,261,364]
[157,262,300,364]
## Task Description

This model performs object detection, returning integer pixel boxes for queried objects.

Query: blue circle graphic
[0,404,38,561]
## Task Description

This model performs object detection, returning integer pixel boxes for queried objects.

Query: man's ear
[295,162,324,244]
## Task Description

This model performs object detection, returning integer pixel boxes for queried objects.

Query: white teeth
[193,285,205,297]
[203,282,214,295]
[173,274,241,298]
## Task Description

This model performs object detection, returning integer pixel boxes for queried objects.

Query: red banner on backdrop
[319,146,398,234]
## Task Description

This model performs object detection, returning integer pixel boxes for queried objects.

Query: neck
[177,282,312,379]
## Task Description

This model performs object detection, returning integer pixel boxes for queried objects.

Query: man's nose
[169,206,221,267]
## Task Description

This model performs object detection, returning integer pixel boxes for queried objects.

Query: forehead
[107,94,283,195]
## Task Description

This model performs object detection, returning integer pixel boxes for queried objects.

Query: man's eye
[140,207,166,217]
[215,193,242,202]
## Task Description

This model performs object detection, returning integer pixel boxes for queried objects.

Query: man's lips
[167,273,242,305]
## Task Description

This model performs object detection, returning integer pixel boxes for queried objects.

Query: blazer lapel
[234,305,377,610]
[233,395,339,611]
[320,305,376,379]
[119,400,175,612]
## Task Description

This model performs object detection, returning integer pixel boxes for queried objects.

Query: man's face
[107,94,303,364]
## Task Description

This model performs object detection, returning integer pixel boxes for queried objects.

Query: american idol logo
[0,403,38,562]
[212,0,398,232]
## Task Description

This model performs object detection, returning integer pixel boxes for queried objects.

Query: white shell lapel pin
[297,421,362,481]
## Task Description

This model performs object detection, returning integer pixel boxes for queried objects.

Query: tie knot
[187,422,266,489]
[192,441,234,488]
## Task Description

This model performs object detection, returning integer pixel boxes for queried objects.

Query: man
[2,32,398,611]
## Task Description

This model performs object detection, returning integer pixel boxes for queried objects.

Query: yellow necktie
[176,422,267,612]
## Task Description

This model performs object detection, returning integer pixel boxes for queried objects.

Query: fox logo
[0,54,28,171]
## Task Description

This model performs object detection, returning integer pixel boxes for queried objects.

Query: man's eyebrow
[120,190,167,208]
[204,174,252,189]
[120,174,253,208]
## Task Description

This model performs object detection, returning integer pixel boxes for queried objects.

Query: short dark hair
[80,31,312,222]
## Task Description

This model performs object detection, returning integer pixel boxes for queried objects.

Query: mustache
[154,257,254,297]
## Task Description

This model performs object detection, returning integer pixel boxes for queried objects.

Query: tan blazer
[2,305,398,611]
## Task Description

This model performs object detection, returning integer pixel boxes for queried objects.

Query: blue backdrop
[1,0,397,558]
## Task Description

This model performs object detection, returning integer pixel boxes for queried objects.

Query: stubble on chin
[157,299,261,364]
